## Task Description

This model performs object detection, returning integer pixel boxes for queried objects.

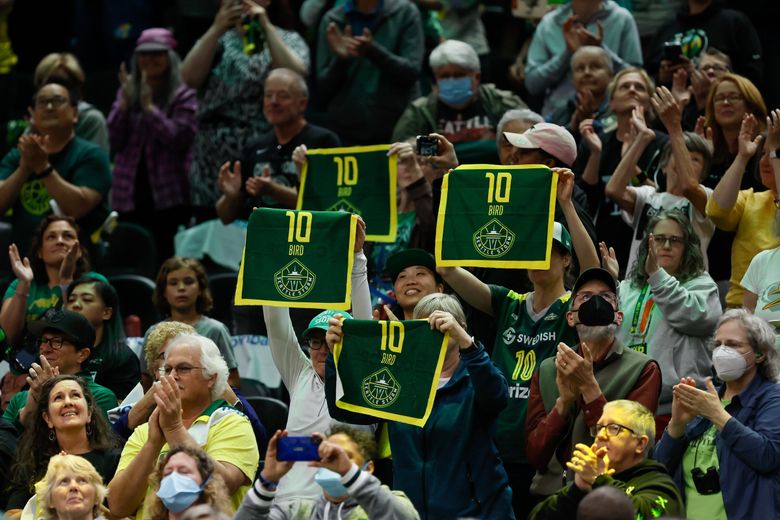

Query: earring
[48,429,56,442]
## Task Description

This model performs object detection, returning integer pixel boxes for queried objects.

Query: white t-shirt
[741,246,780,349]
[622,186,715,273]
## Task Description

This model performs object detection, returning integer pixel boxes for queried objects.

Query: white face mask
[712,346,752,381]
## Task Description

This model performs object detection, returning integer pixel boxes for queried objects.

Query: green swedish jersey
[489,285,577,463]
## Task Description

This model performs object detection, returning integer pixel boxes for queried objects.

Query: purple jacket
[108,84,198,212]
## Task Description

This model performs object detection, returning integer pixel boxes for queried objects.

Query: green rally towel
[333,319,449,427]
[235,208,358,309]
[298,145,397,243]
[435,164,558,269]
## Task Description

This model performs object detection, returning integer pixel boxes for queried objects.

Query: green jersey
[490,285,577,462]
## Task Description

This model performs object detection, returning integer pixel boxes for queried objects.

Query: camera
[691,466,720,495]
[416,135,439,156]
[663,41,683,64]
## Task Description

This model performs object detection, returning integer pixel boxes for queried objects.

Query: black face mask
[576,295,615,326]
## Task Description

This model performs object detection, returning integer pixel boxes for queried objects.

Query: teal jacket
[316,0,423,144]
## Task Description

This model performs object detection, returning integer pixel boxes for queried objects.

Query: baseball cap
[571,267,618,296]
[28,309,96,349]
[302,310,353,339]
[385,249,441,284]
[552,221,572,254]
[503,122,577,166]
[136,28,177,52]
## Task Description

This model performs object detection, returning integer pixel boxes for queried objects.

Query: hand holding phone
[416,135,439,156]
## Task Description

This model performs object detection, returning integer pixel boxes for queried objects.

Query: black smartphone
[416,135,439,156]
[663,42,683,64]
[276,436,321,461]
[13,349,37,373]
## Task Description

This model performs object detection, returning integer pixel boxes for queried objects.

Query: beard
[575,323,617,343]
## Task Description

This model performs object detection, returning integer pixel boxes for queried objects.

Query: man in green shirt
[3,308,117,425]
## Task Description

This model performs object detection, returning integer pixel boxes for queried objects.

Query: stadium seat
[246,396,289,438]
[207,272,238,334]
[99,222,158,279]
[108,274,160,335]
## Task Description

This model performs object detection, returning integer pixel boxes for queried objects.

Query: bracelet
[35,165,54,179]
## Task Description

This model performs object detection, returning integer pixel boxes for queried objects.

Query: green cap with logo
[553,221,572,254]
[302,309,353,339]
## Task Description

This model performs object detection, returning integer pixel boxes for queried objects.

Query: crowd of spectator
[1,0,780,519]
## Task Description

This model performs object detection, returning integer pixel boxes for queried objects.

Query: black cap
[571,267,618,296]
[385,249,441,284]
[28,309,96,349]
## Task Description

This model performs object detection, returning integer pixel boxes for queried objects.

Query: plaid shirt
[108,84,198,212]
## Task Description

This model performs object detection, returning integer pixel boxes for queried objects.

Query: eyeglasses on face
[652,234,685,247]
[158,364,203,376]
[35,95,70,109]
[590,422,636,438]
[713,94,744,105]
[308,337,327,351]
[40,336,69,350]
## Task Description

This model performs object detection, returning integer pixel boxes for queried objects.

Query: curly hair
[153,257,214,316]
[144,321,196,374]
[29,215,91,284]
[40,454,107,520]
[13,375,118,494]
[329,424,377,462]
[144,446,233,520]
[627,210,705,287]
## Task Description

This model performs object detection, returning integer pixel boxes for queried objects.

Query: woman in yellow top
[705,109,780,308]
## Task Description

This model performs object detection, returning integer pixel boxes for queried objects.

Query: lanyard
[629,284,655,336]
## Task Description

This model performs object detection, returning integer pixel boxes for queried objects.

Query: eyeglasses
[652,234,685,247]
[158,364,203,376]
[699,63,729,73]
[590,422,636,438]
[308,337,327,351]
[575,291,617,306]
[40,336,68,350]
[713,94,744,105]
[35,95,70,109]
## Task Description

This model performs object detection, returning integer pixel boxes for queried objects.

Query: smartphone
[416,135,439,156]
[276,436,321,461]
[13,349,37,373]
[663,42,683,64]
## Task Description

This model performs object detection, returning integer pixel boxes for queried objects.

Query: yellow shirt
[706,189,780,307]
[116,405,259,519]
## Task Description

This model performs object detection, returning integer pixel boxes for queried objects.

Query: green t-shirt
[3,279,62,323]
[489,286,577,462]
[2,371,118,424]
[0,136,111,254]
[681,404,728,520]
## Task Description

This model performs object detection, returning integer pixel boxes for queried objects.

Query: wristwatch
[258,471,278,491]
[35,165,54,179]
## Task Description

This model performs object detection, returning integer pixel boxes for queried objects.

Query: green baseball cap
[385,248,441,283]
[552,221,572,254]
[302,309,353,339]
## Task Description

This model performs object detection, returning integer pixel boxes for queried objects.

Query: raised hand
[58,240,81,285]
[118,62,134,111]
[427,310,472,349]
[598,241,619,281]
[153,375,184,437]
[670,68,691,108]
[553,167,575,204]
[652,86,683,132]
[556,342,597,391]
[579,119,602,154]
[737,113,763,159]
[326,22,352,59]
[9,244,33,284]
[562,15,581,53]
[645,233,659,275]
[139,71,153,113]
[353,216,366,253]
[217,161,242,197]
[629,105,653,143]
[27,355,60,402]
[388,141,423,189]
[694,116,714,146]
[574,20,603,47]
[213,0,244,33]
[765,108,780,151]
[668,377,697,437]
[292,144,308,175]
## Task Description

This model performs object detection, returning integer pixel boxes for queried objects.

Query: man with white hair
[393,39,526,163]
[108,334,258,518]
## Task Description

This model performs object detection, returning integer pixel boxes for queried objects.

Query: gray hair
[717,309,779,382]
[603,399,656,452]
[266,67,309,98]
[496,108,544,148]
[429,40,480,73]
[571,45,613,74]
[130,48,182,111]
[412,293,467,326]
[165,334,229,398]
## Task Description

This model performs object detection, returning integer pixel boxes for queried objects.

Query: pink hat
[136,28,177,52]
[503,122,577,166]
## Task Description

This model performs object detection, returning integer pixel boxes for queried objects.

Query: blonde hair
[41,454,107,520]
[144,321,196,372]
[603,400,655,451]
[34,53,86,90]
[607,67,655,102]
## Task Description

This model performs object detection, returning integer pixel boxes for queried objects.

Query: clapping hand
[568,443,614,491]
[153,375,184,437]
[765,109,780,151]
[645,233,659,275]
[579,119,602,154]
[598,242,619,281]
[217,161,242,198]
[737,113,763,159]
[672,378,730,429]
[8,244,33,285]
[652,86,683,132]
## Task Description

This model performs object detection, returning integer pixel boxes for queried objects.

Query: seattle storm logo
[473,218,515,258]
[362,368,401,408]
[274,259,316,299]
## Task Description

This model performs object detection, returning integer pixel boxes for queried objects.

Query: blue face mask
[156,471,206,513]
[437,77,473,106]
[315,467,349,498]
